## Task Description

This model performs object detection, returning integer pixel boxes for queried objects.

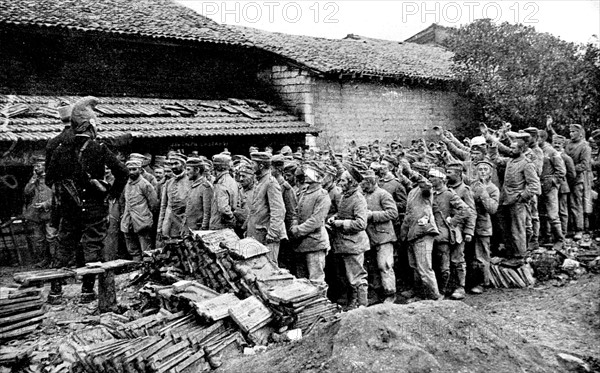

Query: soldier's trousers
[296,250,327,284]
[408,236,440,299]
[525,196,540,249]
[558,193,570,237]
[569,183,585,232]
[56,208,107,293]
[433,241,466,293]
[539,187,564,243]
[341,252,368,287]
[373,243,396,296]
[28,220,58,261]
[504,202,528,258]
[466,236,491,287]
[124,229,153,261]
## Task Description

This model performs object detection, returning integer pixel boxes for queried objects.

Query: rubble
[0,287,44,342]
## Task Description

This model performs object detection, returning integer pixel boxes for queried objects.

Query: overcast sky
[178,0,600,44]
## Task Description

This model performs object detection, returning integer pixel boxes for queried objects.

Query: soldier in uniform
[565,124,592,240]
[271,154,297,269]
[327,163,370,309]
[157,153,190,240]
[183,157,213,232]
[537,130,567,248]
[489,132,541,260]
[233,162,255,237]
[361,169,399,303]
[209,153,239,230]
[246,152,287,264]
[552,135,576,237]
[290,161,331,284]
[46,96,127,302]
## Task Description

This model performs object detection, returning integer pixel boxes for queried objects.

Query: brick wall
[257,65,315,124]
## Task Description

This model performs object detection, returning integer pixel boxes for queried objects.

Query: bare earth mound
[222,301,558,373]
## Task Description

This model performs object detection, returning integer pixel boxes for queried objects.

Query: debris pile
[488,259,536,288]
[0,287,44,342]
[530,237,600,284]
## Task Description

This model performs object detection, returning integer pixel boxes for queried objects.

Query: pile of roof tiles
[0,287,45,342]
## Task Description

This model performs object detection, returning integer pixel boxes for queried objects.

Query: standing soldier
[361,169,399,303]
[327,163,370,309]
[157,153,190,241]
[537,130,567,249]
[209,154,239,230]
[246,152,287,264]
[552,135,576,237]
[272,154,297,269]
[120,159,158,261]
[183,157,213,232]
[233,162,255,237]
[489,132,541,261]
[23,156,57,267]
[46,96,128,303]
[290,161,331,284]
[467,160,499,294]
[565,124,592,240]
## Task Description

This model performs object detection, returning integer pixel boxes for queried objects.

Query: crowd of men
[23,96,599,309]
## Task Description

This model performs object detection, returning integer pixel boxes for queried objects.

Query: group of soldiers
[24,96,598,309]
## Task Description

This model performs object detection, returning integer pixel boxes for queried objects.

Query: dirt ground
[1,266,599,372]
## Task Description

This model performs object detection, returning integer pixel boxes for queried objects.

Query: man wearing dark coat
[46,96,128,303]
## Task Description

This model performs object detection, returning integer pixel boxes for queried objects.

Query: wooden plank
[0,315,44,334]
[13,269,75,285]
[0,322,40,340]
[0,295,41,307]
[0,300,43,317]
[0,309,44,326]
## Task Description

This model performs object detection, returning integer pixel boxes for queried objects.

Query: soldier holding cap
[157,153,190,240]
[209,153,239,230]
[121,159,158,261]
[246,152,287,263]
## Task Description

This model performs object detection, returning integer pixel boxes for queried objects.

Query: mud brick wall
[260,64,472,150]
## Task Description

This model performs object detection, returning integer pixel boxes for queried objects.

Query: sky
[178,0,600,45]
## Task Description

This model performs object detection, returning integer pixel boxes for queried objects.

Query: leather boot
[357,284,368,307]
[346,286,359,311]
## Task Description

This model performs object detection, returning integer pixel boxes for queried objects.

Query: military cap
[522,127,539,137]
[412,162,430,174]
[428,167,447,179]
[284,162,298,173]
[154,155,167,166]
[507,131,530,140]
[475,160,494,169]
[32,155,45,164]
[343,161,367,183]
[233,155,252,165]
[280,146,292,156]
[470,136,486,147]
[251,152,272,163]
[446,161,464,172]
[129,153,145,160]
[552,135,567,143]
[126,159,142,168]
[238,163,254,176]
[271,154,286,167]
[304,161,325,182]
[212,153,232,166]
[360,169,377,179]
[169,153,187,164]
[569,124,583,131]
[186,157,203,167]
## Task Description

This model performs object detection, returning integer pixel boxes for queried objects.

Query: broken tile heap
[0,287,45,342]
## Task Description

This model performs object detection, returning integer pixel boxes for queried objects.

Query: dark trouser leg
[124,231,142,261]
[80,213,108,294]
[558,193,569,237]
[449,241,466,290]
[569,183,584,233]
[56,215,82,268]
[468,236,491,287]
[508,202,528,258]
[433,242,450,294]
[526,196,540,250]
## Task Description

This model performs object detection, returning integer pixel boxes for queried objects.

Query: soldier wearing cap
[360,168,399,303]
[289,161,331,283]
[327,162,370,309]
[209,153,239,230]
[183,157,213,232]
[565,124,592,240]
[129,153,158,191]
[121,159,158,261]
[46,96,128,303]
[536,129,567,248]
[428,166,472,300]
[489,132,540,260]
[520,127,544,251]
[399,170,442,301]
[552,135,576,236]
[233,161,255,236]
[157,153,190,240]
[245,152,286,263]
[271,154,298,270]
[378,155,407,224]
[467,160,499,294]
[23,155,57,267]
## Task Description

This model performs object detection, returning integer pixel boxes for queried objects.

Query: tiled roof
[0,0,250,46]
[234,26,455,81]
[0,95,316,142]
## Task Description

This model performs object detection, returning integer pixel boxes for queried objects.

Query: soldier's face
[284,171,296,186]
[470,150,484,162]
[186,166,200,181]
[170,161,184,175]
[338,171,353,192]
[239,173,253,189]
[429,176,444,189]
[164,168,174,179]
[570,128,581,141]
[477,164,492,180]
[360,178,376,193]
[128,167,141,179]
[155,168,165,180]
[446,169,461,183]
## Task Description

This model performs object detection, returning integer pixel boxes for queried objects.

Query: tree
[443,19,600,136]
